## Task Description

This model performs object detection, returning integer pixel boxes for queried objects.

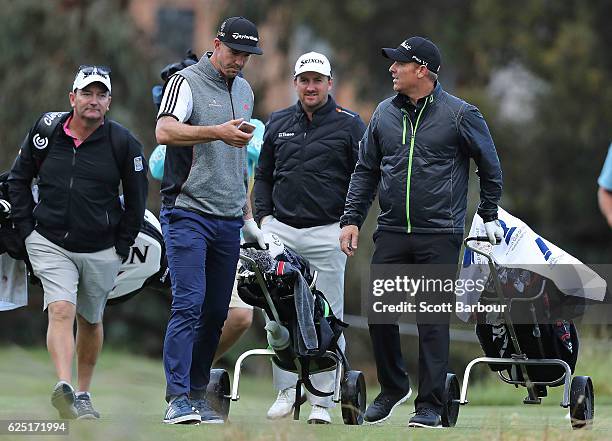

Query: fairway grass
[0,345,609,441]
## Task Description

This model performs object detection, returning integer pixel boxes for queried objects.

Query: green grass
[0,346,610,441]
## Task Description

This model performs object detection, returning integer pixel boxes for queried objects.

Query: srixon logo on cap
[400,41,412,51]
[299,58,324,68]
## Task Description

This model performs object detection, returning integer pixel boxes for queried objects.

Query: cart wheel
[569,376,594,430]
[341,370,366,425]
[206,368,231,420]
[441,373,460,427]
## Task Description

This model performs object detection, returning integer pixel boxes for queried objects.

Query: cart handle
[463,236,502,264]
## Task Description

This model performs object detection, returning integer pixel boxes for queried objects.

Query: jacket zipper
[63,146,77,240]
[402,99,429,233]
[226,80,235,119]
[300,118,310,213]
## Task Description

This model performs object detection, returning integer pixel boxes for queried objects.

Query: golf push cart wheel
[341,370,366,425]
[206,368,231,420]
[441,372,460,427]
[569,375,594,430]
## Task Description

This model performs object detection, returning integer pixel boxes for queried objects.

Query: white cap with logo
[294,52,332,78]
[72,66,112,93]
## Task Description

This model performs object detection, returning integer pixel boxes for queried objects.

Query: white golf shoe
[267,388,297,419]
[266,387,311,420]
[307,405,331,424]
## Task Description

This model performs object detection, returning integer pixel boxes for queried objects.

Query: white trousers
[262,218,346,407]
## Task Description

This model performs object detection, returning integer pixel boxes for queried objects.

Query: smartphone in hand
[237,121,256,134]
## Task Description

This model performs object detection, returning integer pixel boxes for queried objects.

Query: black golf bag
[475,266,580,383]
[236,236,348,393]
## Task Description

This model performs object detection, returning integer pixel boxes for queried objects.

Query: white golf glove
[484,219,504,245]
[242,218,267,249]
[260,215,274,226]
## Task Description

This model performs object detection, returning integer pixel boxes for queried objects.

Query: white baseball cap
[72,65,112,93]
[294,52,332,78]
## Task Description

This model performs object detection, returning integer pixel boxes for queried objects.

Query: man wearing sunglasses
[339,36,503,428]
[155,16,264,424]
[8,65,148,420]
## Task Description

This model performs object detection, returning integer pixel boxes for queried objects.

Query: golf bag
[106,208,169,304]
[1,168,169,306]
[475,267,580,383]
[237,234,347,395]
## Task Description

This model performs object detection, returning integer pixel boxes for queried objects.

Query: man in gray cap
[156,16,265,424]
[340,36,503,428]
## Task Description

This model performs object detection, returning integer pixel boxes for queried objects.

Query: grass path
[0,346,609,441]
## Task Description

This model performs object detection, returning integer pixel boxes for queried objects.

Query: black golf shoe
[408,407,442,428]
[364,388,412,424]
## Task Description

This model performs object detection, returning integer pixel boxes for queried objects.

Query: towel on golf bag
[457,207,607,322]
[477,265,587,324]
[0,172,29,310]
[0,253,28,311]
[276,260,318,353]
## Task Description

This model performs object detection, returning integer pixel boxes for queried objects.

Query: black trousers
[369,231,462,413]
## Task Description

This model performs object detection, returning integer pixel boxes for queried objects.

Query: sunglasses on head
[77,65,111,78]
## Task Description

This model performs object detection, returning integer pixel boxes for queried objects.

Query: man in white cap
[254,52,366,424]
[8,65,148,420]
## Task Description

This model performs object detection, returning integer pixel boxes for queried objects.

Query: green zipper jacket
[340,82,502,234]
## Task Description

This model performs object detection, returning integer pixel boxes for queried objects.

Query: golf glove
[484,219,504,245]
[242,218,267,249]
[260,215,274,226]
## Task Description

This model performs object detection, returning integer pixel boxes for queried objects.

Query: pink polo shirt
[62,116,83,147]
[62,116,104,147]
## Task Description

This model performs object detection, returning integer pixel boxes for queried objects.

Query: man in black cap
[339,36,503,427]
[156,16,264,424]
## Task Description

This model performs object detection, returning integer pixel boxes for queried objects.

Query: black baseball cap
[216,16,263,55]
[382,36,441,73]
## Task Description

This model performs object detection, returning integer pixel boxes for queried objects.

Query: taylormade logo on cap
[294,52,332,78]
[232,33,258,42]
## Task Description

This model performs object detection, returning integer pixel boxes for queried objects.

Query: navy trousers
[160,207,242,401]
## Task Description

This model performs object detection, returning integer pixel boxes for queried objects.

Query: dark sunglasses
[77,65,111,78]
